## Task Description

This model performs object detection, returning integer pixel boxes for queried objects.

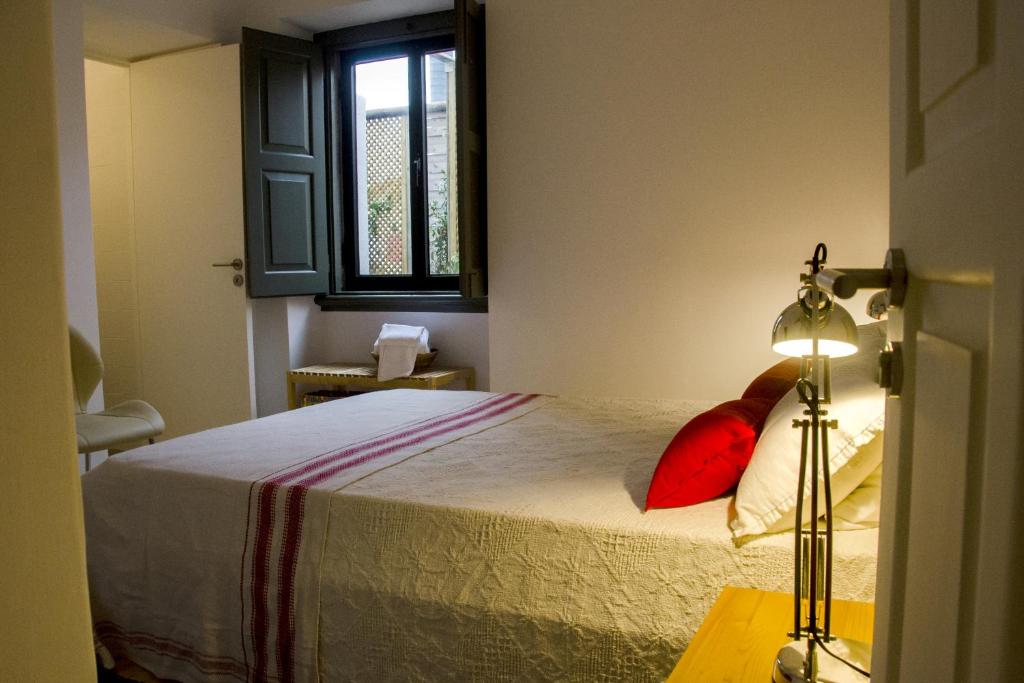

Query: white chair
[69,327,164,470]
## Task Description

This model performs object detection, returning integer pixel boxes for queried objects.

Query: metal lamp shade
[771,296,859,358]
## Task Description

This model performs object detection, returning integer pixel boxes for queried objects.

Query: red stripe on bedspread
[296,393,540,488]
[276,485,307,683]
[250,481,277,681]
[238,393,506,679]
[248,393,540,682]
[271,391,518,486]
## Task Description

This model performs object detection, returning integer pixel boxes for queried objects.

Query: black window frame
[301,3,487,313]
[337,35,459,294]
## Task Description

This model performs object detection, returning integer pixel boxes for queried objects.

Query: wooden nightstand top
[666,586,874,682]
[289,362,471,382]
[286,363,476,409]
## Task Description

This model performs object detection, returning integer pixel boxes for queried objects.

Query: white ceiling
[83,3,215,62]
[81,0,459,62]
[279,0,455,33]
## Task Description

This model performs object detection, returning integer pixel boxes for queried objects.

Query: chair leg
[84,452,91,471]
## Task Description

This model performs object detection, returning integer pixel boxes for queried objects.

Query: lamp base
[772,638,871,682]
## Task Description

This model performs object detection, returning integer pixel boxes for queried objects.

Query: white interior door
[873,3,1023,681]
[131,44,255,439]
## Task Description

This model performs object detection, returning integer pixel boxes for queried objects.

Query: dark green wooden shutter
[455,0,487,298]
[242,28,329,297]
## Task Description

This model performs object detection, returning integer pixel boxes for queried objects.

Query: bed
[83,389,878,682]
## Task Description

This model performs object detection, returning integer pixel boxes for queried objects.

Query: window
[239,3,486,312]
[338,38,459,292]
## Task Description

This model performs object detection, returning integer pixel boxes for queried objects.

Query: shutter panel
[455,0,487,298]
[242,28,329,297]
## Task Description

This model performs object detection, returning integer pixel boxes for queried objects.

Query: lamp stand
[774,638,872,683]
[771,266,871,682]
[771,377,871,682]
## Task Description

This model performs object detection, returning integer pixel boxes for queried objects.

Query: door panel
[918,0,982,110]
[876,2,1024,681]
[131,45,255,439]
[899,331,973,681]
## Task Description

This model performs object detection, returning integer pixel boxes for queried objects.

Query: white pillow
[834,462,882,530]
[731,323,886,540]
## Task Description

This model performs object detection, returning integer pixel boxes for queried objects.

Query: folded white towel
[373,324,430,381]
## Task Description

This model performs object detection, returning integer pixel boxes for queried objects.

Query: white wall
[293,301,488,386]
[54,0,104,413]
[72,0,888,415]
[0,1,96,678]
[85,59,143,417]
[252,297,489,417]
[252,298,292,417]
[485,0,889,401]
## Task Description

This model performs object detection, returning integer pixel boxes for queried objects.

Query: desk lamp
[771,243,870,683]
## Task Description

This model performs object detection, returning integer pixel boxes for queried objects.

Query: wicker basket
[301,389,356,407]
[370,348,438,371]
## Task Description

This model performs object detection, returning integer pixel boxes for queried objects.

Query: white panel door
[131,45,255,439]
[873,3,1024,681]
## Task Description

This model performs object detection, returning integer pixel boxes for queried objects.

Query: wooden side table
[286,363,476,410]
[666,586,874,682]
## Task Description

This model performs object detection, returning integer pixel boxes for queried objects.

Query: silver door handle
[212,258,244,271]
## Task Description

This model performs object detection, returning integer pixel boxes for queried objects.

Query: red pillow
[645,398,775,510]
[741,358,802,404]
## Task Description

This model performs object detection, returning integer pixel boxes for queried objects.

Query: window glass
[424,50,458,276]
[354,56,411,276]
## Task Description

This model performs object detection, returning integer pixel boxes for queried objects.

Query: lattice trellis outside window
[364,110,411,275]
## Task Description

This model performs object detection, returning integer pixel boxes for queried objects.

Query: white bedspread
[83,391,878,682]
[85,390,547,682]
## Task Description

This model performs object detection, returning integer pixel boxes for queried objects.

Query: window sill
[314,293,488,313]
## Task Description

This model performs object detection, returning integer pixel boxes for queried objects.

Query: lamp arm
[814,248,907,306]
[816,268,890,297]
